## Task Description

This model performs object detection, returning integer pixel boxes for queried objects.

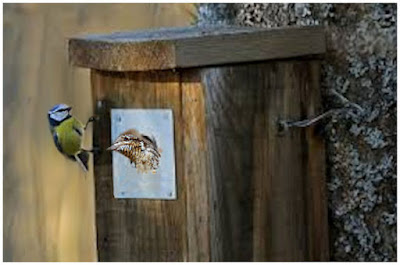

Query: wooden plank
[69,26,326,71]
[302,61,330,260]
[202,66,257,261]
[181,71,211,261]
[91,70,187,261]
[200,60,328,261]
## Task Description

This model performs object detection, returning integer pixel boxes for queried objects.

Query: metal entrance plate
[110,109,176,199]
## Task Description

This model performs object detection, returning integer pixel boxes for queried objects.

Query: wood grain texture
[303,62,329,260]
[69,26,326,71]
[200,60,329,261]
[88,55,327,261]
[91,70,187,261]
[181,71,211,261]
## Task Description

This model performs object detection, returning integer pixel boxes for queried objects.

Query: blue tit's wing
[53,131,63,153]
[73,126,83,136]
[53,131,76,161]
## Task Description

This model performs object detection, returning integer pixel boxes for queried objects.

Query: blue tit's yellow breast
[55,117,84,156]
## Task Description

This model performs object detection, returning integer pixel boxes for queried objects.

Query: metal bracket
[111,109,176,200]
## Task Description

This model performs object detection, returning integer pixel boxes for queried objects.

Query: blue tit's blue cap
[48,103,72,114]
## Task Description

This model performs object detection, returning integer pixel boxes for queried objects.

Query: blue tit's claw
[84,116,98,130]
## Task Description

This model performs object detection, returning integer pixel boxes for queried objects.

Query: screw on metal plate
[110,109,176,200]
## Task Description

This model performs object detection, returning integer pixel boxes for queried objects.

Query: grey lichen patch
[350,125,389,149]
[198,3,397,261]
[197,3,238,26]
[363,127,388,149]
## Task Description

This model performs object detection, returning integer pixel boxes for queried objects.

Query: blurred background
[3,3,195,261]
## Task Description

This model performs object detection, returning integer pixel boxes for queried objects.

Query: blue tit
[47,103,95,172]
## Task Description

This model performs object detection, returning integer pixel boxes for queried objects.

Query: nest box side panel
[90,70,187,261]
[201,60,328,261]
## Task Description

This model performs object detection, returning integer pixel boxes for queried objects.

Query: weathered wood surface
[181,71,211,261]
[91,70,187,261]
[69,26,326,71]
[90,59,328,261]
[201,60,328,261]
[303,62,329,260]
[92,70,214,261]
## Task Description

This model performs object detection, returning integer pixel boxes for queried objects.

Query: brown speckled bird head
[108,129,161,174]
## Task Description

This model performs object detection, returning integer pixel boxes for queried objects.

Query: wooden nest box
[69,26,328,262]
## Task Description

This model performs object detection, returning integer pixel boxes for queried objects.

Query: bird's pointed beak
[107,142,120,151]
[106,145,114,151]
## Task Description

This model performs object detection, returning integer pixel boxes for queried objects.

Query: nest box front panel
[110,109,176,199]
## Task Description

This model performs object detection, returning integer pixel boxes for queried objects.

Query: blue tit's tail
[75,151,89,172]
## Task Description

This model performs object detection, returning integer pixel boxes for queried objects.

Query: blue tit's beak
[67,107,72,112]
